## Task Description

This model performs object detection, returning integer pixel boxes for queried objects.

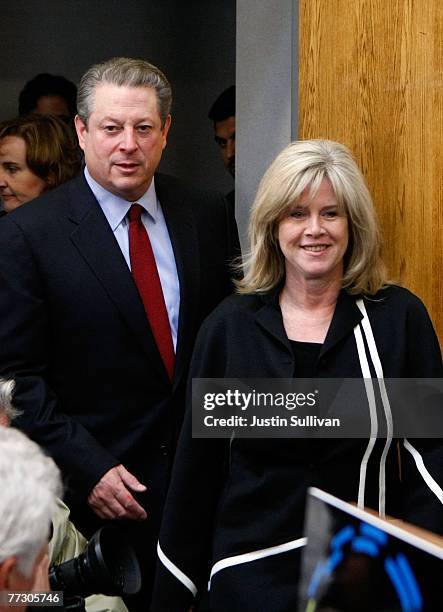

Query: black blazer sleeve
[152,310,232,611]
[0,214,119,497]
[400,294,443,534]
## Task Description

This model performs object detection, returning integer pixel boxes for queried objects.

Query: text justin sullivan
[204,415,340,427]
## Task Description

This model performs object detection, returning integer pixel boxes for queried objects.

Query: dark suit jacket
[0,172,239,534]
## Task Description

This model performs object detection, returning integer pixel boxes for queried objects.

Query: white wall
[236,0,298,246]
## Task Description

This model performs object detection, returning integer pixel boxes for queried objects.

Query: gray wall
[236,0,298,246]
[0,0,235,194]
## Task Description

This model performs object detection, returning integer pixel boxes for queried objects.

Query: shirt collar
[84,167,159,230]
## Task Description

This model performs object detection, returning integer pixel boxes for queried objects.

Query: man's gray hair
[0,378,21,422]
[77,57,172,126]
[0,427,62,576]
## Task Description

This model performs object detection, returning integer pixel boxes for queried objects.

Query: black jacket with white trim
[152,286,442,612]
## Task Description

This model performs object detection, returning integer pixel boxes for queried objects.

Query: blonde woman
[152,140,442,612]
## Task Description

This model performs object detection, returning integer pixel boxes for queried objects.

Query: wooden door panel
[299,0,442,344]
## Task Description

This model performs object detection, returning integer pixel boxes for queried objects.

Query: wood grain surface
[299,0,443,345]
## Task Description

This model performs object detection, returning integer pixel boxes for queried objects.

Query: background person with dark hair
[208,85,235,209]
[0,114,81,214]
[18,73,78,123]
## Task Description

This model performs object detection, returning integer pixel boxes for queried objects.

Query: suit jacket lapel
[320,290,363,358]
[254,290,295,375]
[66,175,168,381]
[155,174,200,387]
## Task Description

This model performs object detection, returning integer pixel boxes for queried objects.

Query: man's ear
[0,557,18,591]
[74,115,87,151]
[161,114,172,150]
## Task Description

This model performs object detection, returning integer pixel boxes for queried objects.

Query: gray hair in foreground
[237,139,388,295]
[0,427,61,576]
[77,57,172,126]
[0,378,21,422]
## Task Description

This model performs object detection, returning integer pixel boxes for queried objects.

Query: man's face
[75,84,171,201]
[214,116,235,178]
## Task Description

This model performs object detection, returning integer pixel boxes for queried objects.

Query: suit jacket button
[160,444,168,456]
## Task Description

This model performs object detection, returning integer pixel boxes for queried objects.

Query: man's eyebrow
[99,116,121,123]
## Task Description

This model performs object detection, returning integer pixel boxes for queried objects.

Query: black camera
[49,525,141,605]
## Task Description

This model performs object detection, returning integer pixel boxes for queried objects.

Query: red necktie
[128,203,175,381]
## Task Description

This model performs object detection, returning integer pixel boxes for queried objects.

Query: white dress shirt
[84,168,180,349]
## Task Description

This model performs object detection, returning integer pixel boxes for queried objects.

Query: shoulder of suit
[200,292,268,330]
[363,283,429,316]
[155,172,226,206]
[3,175,82,227]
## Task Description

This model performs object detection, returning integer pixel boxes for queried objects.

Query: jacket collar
[321,289,363,356]
[254,286,363,357]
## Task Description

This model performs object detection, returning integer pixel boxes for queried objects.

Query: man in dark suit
[0,57,239,608]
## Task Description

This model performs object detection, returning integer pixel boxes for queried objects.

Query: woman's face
[277,178,349,285]
[0,136,47,212]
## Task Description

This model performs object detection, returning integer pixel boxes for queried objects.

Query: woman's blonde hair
[237,139,388,295]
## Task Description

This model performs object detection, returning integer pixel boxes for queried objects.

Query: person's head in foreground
[238,138,387,296]
[0,114,81,212]
[0,426,61,612]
